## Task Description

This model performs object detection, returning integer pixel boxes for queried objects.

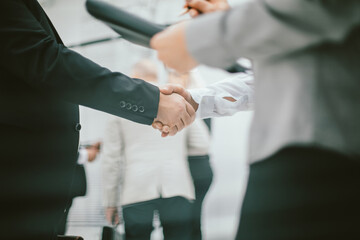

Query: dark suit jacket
[0,0,159,239]
[71,164,87,198]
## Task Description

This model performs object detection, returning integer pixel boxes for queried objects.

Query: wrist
[189,96,199,112]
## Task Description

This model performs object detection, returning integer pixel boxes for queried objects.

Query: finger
[182,101,196,126]
[188,0,212,13]
[189,9,200,18]
[160,84,184,95]
[176,118,185,133]
[162,125,170,133]
[152,121,163,130]
[162,84,190,101]
[159,85,174,95]
[168,125,179,136]
[160,125,171,137]
[161,131,170,137]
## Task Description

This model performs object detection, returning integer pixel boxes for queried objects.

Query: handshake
[153,84,198,137]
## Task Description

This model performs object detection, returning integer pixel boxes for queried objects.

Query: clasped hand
[153,84,198,137]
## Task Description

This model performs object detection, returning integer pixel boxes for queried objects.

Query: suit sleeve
[186,0,360,68]
[0,0,159,125]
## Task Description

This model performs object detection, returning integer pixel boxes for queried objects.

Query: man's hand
[185,0,230,18]
[86,142,101,162]
[105,207,120,226]
[150,22,198,73]
[161,84,198,111]
[154,91,196,137]
[153,84,198,137]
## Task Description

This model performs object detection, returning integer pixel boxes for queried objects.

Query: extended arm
[0,0,159,124]
[0,0,196,132]
[189,73,254,118]
[187,0,360,68]
[151,0,360,71]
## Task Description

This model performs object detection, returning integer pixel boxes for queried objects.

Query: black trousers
[236,147,360,240]
[122,196,193,240]
[188,155,213,240]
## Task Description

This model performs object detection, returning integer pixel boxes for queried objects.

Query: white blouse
[102,118,210,207]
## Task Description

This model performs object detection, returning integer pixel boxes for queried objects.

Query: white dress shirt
[102,118,210,207]
[189,73,254,119]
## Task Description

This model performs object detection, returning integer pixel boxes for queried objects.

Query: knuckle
[175,102,184,112]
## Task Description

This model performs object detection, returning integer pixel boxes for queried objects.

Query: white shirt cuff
[77,148,88,165]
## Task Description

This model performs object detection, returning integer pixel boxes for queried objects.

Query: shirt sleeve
[102,117,125,207]
[189,73,254,119]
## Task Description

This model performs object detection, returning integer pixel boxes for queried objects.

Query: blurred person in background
[0,1,195,239]
[151,0,360,239]
[168,71,214,240]
[102,59,211,240]
[58,142,101,236]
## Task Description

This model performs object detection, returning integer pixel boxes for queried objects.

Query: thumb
[160,84,185,95]
[159,85,174,95]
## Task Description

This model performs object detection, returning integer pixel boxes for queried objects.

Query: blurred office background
[40,0,252,239]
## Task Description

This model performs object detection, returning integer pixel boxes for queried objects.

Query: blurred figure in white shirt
[102,59,211,240]
[168,71,215,240]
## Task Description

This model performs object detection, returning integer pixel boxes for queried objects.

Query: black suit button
[132,105,138,112]
[139,106,145,113]
[126,103,132,110]
[75,123,82,132]
[119,101,126,108]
